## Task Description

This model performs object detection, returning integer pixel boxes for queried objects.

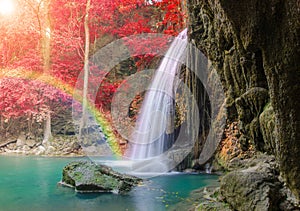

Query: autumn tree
[0,0,186,145]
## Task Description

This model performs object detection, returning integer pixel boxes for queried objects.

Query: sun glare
[0,0,15,16]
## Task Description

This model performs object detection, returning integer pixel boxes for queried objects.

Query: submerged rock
[61,161,142,194]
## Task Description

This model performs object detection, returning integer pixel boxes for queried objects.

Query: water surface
[0,156,218,211]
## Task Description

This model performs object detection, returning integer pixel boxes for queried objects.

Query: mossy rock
[196,201,232,211]
[61,161,142,193]
[259,103,276,155]
[220,155,281,211]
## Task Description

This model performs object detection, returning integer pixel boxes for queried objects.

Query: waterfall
[204,163,213,174]
[127,29,188,164]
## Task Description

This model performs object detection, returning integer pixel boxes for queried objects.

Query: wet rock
[189,0,300,199]
[45,146,56,154]
[16,137,36,149]
[82,144,112,156]
[170,186,232,211]
[235,87,269,151]
[32,146,45,155]
[16,139,25,147]
[25,139,37,148]
[7,143,17,150]
[220,155,281,211]
[235,87,269,124]
[259,104,276,155]
[61,161,142,194]
[195,201,232,211]
[22,145,31,151]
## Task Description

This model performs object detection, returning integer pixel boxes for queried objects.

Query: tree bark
[42,111,51,145]
[42,0,51,73]
[41,0,52,144]
[79,0,91,138]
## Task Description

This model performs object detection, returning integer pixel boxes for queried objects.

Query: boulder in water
[61,161,142,194]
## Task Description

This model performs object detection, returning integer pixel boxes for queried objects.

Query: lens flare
[0,0,15,16]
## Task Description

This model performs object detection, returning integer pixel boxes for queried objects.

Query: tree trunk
[41,0,52,144]
[79,0,91,138]
[42,0,51,73]
[42,111,52,145]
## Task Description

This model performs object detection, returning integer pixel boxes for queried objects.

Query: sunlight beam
[0,0,15,16]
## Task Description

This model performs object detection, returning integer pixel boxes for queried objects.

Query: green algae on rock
[61,161,142,194]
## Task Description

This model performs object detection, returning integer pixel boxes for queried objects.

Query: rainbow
[0,68,122,156]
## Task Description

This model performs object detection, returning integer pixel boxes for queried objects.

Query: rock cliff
[188,0,300,206]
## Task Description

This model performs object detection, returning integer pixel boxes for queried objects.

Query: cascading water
[127,29,188,164]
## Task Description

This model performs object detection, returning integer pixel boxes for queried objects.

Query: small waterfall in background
[204,163,213,174]
[127,29,188,168]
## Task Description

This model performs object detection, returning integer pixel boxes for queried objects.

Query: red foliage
[0,0,186,123]
[155,0,186,36]
[0,77,69,121]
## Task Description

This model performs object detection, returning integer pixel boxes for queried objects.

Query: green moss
[196,202,231,211]
[61,161,141,193]
[73,172,83,181]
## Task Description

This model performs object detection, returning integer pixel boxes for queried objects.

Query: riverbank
[4,134,298,210]
[0,135,84,157]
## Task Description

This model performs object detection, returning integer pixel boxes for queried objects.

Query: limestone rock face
[235,87,269,151]
[188,0,300,200]
[61,161,142,194]
[220,156,281,211]
[259,104,276,155]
